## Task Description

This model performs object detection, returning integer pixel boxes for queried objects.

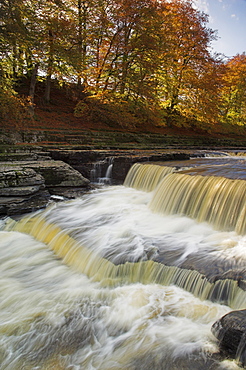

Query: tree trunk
[28,63,39,116]
[119,25,131,95]
[77,0,83,89]
[77,0,87,92]
[44,75,51,104]
[44,30,54,104]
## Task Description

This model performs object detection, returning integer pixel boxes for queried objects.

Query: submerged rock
[211,309,246,368]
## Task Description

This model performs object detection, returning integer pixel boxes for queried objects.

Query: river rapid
[0,152,246,369]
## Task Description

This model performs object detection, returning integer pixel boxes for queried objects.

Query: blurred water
[0,155,245,369]
[155,153,246,180]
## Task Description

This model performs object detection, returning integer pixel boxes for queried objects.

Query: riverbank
[1,143,246,367]
[0,148,193,216]
[1,78,246,150]
[1,146,245,217]
[1,126,246,150]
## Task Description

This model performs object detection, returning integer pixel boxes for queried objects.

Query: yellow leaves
[0,86,32,128]
[1,0,245,133]
[74,101,90,117]
[220,54,246,126]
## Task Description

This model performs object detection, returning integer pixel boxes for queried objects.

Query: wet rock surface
[48,148,191,183]
[0,147,194,216]
[0,160,90,216]
[0,146,242,216]
[212,309,246,368]
[1,146,246,367]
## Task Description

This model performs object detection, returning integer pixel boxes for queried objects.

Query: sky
[193,0,246,58]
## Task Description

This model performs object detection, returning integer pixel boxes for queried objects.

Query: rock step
[1,128,246,149]
[0,160,90,216]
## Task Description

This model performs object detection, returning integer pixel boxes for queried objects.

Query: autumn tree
[68,0,92,90]
[180,57,225,128]
[0,0,35,84]
[83,0,164,101]
[35,0,75,103]
[221,53,246,126]
[155,1,217,112]
[0,0,35,119]
[1,0,244,133]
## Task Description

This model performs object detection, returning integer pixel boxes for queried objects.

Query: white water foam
[0,230,236,369]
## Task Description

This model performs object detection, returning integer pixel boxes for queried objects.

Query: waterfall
[122,163,246,234]
[149,172,246,234]
[123,163,175,192]
[1,158,246,369]
[90,157,114,184]
[4,215,246,309]
[105,162,113,180]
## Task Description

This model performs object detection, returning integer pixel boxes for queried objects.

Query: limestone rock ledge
[0,160,90,216]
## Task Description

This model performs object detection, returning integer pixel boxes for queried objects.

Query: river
[0,152,245,369]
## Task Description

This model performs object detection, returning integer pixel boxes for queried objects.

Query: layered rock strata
[0,160,90,216]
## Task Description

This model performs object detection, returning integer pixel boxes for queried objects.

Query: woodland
[0,0,246,136]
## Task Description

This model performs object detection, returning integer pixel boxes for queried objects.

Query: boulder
[211,309,246,367]
[22,160,90,187]
[0,168,44,189]
[0,185,42,196]
[0,161,89,189]
[2,190,51,215]
[0,160,90,216]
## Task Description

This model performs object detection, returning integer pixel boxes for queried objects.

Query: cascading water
[149,172,246,234]
[1,158,246,369]
[90,157,114,185]
[123,163,175,192]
